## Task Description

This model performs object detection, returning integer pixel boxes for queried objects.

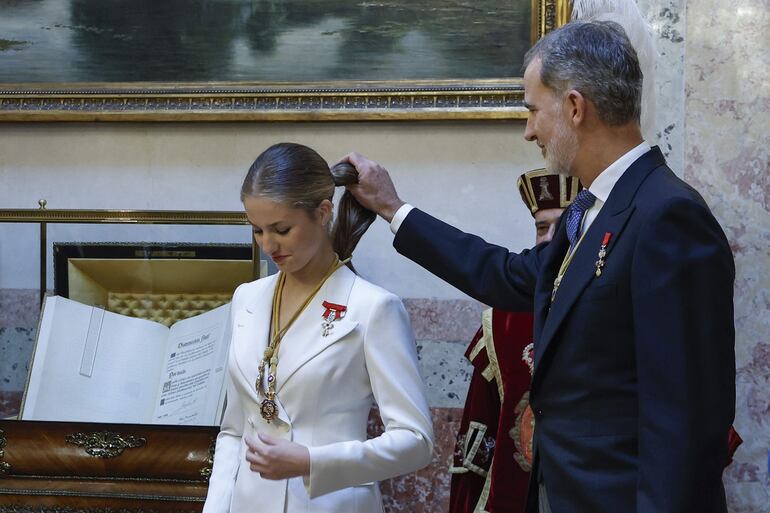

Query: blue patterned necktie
[565,189,597,247]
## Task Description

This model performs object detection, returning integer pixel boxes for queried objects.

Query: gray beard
[545,118,578,177]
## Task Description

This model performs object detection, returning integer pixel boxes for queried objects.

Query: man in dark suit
[343,20,735,513]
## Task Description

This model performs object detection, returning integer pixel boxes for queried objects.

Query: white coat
[202,266,434,513]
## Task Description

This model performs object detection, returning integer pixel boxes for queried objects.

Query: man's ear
[564,89,586,127]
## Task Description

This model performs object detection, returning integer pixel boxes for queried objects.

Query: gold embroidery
[521,168,557,214]
[517,174,538,214]
[468,334,487,362]
[473,458,494,513]
[463,421,490,477]
[538,176,554,200]
[481,363,496,382]
[510,392,534,472]
[449,422,496,478]
[481,308,505,401]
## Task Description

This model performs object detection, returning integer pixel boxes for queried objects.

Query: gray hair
[524,20,642,126]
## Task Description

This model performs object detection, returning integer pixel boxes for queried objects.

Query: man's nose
[524,118,536,142]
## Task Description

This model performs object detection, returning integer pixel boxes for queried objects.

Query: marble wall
[638,0,687,173]
[684,0,770,510]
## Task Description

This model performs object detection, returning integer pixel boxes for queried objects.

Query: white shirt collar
[588,141,651,203]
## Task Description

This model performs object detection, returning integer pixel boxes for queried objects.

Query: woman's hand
[244,432,310,480]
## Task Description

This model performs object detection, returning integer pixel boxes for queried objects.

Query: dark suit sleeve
[393,208,544,311]
[631,197,735,512]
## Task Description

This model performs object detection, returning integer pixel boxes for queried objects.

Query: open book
[21,296,232,426]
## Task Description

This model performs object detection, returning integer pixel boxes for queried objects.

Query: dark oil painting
[0,0,532,83]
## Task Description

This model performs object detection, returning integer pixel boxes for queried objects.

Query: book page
[151,303,231,426]
[22,296,169,423]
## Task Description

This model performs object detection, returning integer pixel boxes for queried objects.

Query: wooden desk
[0,420,216,512]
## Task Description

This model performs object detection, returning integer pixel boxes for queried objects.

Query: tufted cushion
[107,292,232,326]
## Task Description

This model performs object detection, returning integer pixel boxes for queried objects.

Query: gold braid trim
[462,421,490,477]
[468,331,487,362]
[480,308,505,400]
[481,363,496,382]
[473,453,494,513]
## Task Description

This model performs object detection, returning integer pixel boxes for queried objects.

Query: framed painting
[0,0,570,121]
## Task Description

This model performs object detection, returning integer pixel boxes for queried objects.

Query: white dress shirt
[581,141,651,234]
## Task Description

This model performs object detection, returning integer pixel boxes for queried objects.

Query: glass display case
[0,204,265,512]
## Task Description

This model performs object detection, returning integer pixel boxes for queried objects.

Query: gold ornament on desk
[65,430,146,458]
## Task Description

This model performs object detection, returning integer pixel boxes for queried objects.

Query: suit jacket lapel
[276,265,358,394]
[533,216,570,350]
[534,206,634,372]
[532,146,666,379]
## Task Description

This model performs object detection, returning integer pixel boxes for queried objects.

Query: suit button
[535,408,544,418]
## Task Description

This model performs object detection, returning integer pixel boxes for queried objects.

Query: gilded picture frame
[0,0,570,122]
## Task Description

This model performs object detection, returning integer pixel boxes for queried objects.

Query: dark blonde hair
[241,142,375,271]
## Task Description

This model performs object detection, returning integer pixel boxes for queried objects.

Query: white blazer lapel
[276,266,358,394]
[231,275,294,427]
[231,275,276,403]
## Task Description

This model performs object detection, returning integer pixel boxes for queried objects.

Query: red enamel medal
[595,232,612,277]
[321,301,347,336]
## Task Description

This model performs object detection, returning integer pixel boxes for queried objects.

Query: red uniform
[450,309,535,513]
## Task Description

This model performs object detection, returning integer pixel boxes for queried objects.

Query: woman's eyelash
[252,227,289,234]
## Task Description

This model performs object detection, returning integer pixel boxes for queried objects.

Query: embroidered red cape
[449,309,534,513]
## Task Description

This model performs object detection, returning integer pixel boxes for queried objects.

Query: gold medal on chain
[255,255,348,422]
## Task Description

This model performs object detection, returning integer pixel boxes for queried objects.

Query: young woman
[202,143,433,513]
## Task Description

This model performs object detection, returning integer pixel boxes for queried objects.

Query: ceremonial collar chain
[551,228,588,302]
[257,255,348,422]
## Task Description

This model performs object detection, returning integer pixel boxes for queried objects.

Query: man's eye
[252,229,262,235]
[275,228,290,235]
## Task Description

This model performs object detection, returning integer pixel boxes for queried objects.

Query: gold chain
[256,254,347,422]
[551,222,590,302]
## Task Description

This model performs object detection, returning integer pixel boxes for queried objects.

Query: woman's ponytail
[242,143,374,272]
[329,162,376,271]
